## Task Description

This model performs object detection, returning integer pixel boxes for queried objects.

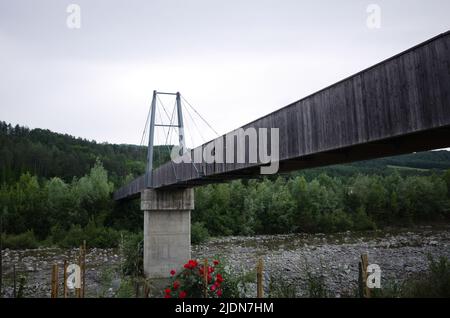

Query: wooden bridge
[113,31,450,278]
[115,31,450,201]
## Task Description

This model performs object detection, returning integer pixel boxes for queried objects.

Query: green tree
[443,169,450,198]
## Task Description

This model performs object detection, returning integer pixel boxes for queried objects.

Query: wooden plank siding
[114,31,450,201]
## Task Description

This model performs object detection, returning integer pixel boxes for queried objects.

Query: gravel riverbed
[1,225,449,297]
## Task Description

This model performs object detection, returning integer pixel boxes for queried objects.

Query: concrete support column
[141,188,194,278]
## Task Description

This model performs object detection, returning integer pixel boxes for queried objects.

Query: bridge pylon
[143,90,193,278]
[146,90,186,188]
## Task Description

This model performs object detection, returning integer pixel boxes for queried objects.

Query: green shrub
[1,230,39,249]
[268,274,297,298]
[58,225,84,248]
[318,209,353,233]
[306,273,328,298]
[191,222,210,245]
[55,220,122,248]
[17,274,27,298]
[373,256,450,298]
[304,263,329,298]
[214,258,255,298]
[352,206,376,231]
[120,232,143,277]
[84,220,121,248]
[115,276,136,298]
[402,256,450,297]
[97,266,117,297]
[370,281,402,298]
[48,224,66,244]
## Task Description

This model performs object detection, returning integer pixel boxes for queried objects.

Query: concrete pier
[141,188,194,278]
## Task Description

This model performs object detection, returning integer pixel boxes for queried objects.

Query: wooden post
[82,240,86,298]
[256,257,264,298]
[76,244,83,298]
[358,261,363,298]
[51,264,59,298]
[203,259,208,298]
[63,260,68,298]
[144,280,150,298]
[359,254,371,298]
[135,281,140,298]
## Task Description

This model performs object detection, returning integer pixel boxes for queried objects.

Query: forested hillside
[1,121,450,248]
[2,121,450,186]
[0,121,170,186]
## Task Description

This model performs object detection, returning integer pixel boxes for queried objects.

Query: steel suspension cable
[183,100,207,144]
[180,95,220,137]
[156,96,178,179]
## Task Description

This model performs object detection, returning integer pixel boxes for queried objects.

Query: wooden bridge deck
[114,31,450,200]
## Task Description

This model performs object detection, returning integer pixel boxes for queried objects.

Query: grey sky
[1,0,449,147]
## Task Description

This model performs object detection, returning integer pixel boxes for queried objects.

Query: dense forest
[0,121,171,185]
[2,121,450,185]
[1,121,450,248]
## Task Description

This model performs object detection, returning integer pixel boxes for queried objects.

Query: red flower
[216,289,222,297]
[170,269,176,276]
[210,284,217,291]
[173,281,180,290]
[184,259,199,269]
[179,291,187,298]
[213,260,219,266]
[208,266,214,273]
[216,273,224,283]
[214,281,221,287]
[189,260,198,267]
[164,294,171,298]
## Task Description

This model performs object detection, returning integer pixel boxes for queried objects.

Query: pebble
[1,226,449,298]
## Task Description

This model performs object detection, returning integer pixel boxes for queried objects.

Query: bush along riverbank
[1,155,450,249]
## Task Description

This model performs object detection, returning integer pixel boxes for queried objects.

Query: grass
[268,274,297,298]
[401,255,450,297]
[372,255,450,298]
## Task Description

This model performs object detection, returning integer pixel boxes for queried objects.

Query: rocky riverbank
[194,225,450,297]
[1,225,449,297]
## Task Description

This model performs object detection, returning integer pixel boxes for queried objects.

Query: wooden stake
[77,244,83,298]
[203,259,208,298]
[144,280,150,298]
[359,254,371,298]
[135,281,140,298]
[82,240,86,298]
[63,260,68,298]
[51,264,58,298]
[256,257,264,298]
[358,261,363,298]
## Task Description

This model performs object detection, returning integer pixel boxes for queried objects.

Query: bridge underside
[191,124,450,183]
[115,31,450,201]
[121,124,450,202]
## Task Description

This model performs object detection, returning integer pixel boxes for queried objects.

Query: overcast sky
[1,0,449,147]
